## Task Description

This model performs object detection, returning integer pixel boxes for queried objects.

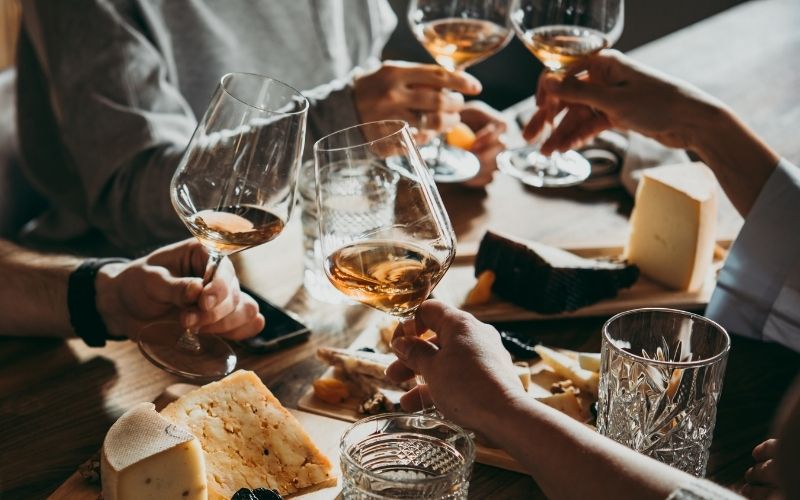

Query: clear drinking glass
[498,0,624,187]
[340,413,475,499]
[408,0,513,183]
[138,73,308,380]
[596,308,730,477]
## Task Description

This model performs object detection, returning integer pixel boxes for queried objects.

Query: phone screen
[237,286,311,353]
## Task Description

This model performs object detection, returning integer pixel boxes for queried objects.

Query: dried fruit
[464,270,495,306]
[446,122,476,150]
[312,378,350,405]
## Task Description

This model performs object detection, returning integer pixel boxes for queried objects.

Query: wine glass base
[418,143,481,183]
[497,146,591,188]
[138,321,237,381]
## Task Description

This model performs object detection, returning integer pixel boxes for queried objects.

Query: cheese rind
[625,162,718,291]
[101,402,208,500]
[160,370,335,498]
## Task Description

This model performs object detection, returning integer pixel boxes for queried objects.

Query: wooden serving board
[49,385,349,500]
[434,242,730,323]
[296,324,577,475]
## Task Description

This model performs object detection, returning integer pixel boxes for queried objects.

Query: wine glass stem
[176,252,224,353]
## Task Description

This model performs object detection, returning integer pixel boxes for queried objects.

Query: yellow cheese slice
[101,402,208,500]
[534,345,599,396]
[160,370,335,498]
[625,162,718,291]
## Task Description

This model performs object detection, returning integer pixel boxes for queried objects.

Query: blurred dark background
[384,0,750,109]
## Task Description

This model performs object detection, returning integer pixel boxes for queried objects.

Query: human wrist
[94,262,129,339]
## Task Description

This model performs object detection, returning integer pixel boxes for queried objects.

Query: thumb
[145,267,203,307]
[391,336,438,375]
[546,75,615,110]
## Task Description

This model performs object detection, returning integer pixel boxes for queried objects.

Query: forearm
[492,396,688,500]
[0,241,80,337]
[691,104,780,217]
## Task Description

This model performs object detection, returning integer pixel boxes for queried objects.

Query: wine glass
[315,120,456,409]
[497,0,624,187]
[408,0,513,183]
[138,73,308,380]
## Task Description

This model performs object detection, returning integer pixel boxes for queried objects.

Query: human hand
[523,50,725,156]
[385,300,526,432]
[741,439,783,500]
[354,61,482,135]
[95,239,265,341]
[459,101,508,188]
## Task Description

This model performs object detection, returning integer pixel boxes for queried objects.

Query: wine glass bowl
[408,0,513,183]
[139,73,308,380]
[314,120,456,319]
[498,0,624,188]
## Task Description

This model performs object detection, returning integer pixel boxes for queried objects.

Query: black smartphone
[237,285,311,353]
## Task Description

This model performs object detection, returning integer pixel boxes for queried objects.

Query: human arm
[0,239,264,341]
[523,50,779,217]
[386,300,742,500]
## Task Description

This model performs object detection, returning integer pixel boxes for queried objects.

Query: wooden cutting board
[434,242,730,322]
[296,323,573,475]
[49,384,349,500]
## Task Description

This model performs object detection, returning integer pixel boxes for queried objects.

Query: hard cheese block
[625,162,718,291]
[475,231,639,314]
[101,402,208,500]
[160,370,336,498]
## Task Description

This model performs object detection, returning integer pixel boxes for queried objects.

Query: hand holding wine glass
[408,0,513,183]
[138,73,308,380]
[497,0,624,188]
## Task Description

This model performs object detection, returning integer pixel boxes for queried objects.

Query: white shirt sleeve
[706,159,800,353]
[666,478,745,500]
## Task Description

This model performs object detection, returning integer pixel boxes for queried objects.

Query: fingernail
[204,295,217,309]
[184,312,198,328]
[392,337,410,358]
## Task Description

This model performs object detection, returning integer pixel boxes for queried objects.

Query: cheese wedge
[625,162,718,291]
[101,402,208,500]
[160,370,335,498]
[578,352,601,372]
[534,345,599,396]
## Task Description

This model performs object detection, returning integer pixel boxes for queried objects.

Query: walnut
[358,392,392,415]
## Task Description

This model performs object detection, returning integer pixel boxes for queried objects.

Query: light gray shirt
[18,0,396,253]
[706,159,800,353]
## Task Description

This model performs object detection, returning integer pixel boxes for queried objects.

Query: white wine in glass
[138,73,308,380]
[498,0,624,188]
[315,121,455,319]
[315,121,456,409]
[409,0,513,183]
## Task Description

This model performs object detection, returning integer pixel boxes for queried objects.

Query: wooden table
[2,0,799,498]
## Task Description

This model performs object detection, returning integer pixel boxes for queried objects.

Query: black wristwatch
[67,258,130,347]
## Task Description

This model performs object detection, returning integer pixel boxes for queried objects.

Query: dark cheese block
[475,231,639,314]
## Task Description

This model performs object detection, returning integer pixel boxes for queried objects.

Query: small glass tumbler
[340,413,475,499]
[597,308,730,477]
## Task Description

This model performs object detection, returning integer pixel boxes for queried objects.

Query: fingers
[745,459,780,487]
[541,106,610,155]
[391,335,438,374]
[413,299,470,346]
[386,359,416,384]
[199,294,265,340]
[400,64,482,95]
[739,483,779,500]
[752,439,779,462]
[523,108,550,142]
[399,384,434,412]
[143,266,203,308]
[411,89,464,113]
[411,110,462,133]
[544,72,618,110]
